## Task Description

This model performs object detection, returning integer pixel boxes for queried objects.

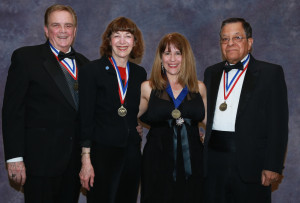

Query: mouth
[168,64,179,68]
[117,46,128,51]
[57,36,68,39]
[226,48,239,52]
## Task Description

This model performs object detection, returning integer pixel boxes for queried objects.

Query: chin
[226,56,239,62]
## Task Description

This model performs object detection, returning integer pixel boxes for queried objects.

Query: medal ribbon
[49,42,77,80]
[166,84,188,109]
[109,57,130,105]
[166,84,191,181]
[223,54,250,100]
[168,118,193,181]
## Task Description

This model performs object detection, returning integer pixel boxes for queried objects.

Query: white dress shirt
[212,54,250,132]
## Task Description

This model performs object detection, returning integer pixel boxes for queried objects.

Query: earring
[161,63,165,74]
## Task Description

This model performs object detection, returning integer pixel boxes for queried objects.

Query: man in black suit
[2,4,89,202]
[203,18,288,203]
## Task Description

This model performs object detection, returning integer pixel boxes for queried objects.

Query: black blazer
[2,42,89,176]
[203,54,288,182]
[79,56,147,148]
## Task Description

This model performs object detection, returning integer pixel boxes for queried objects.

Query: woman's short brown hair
[149,32,199,92]
[100,17,144,61]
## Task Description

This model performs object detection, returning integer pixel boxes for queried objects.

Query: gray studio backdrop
[0,0,299,202]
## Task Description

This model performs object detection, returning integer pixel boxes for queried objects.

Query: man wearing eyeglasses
[203,18,288,203]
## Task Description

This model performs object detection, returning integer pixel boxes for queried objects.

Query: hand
[79,156,95,191]
[136,122,143,138]
[199,127,205,143]
[261,170,280,186]
[7,161,26,185]
[200,132,205,144]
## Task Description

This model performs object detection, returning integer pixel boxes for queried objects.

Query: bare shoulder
[197,81,207,98]
[141,81,152,99]
[141,81,151,91]
[197,81,206,93]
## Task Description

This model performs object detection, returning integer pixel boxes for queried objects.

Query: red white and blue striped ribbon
[109,56,130,105]
[49,42,77,80]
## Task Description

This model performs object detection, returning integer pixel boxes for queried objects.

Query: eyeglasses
[220,36,246,44]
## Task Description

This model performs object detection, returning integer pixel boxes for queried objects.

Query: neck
[167,75,183,90]
[228,54,249,64]
[112,55,128,67]
[49,41,70,53]
[167,74,178,84]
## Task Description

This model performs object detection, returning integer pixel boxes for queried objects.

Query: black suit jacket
[2,42,89,176]
[79,56,147,148]
[203,54,288,182]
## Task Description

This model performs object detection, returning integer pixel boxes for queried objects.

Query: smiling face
[44,10,76,53]
[110,31,135,61]
[220,22,253,64]
[162,44,182,76]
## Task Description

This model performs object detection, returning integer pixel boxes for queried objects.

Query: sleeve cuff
[80,140,92,148]
[7,157,23,163]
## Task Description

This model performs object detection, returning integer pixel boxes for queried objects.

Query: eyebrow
[50,22,74,25]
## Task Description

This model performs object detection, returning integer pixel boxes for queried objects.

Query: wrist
[81,152,90,156]
[82,157,92,165]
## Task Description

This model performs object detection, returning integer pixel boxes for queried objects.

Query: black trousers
[87,142,141,203]
[24,148,81,203]
[204,131,271,203]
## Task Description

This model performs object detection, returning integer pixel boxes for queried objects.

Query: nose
[227,38,234,46]
[170,53,176,61]
[120,36,125,44]
[59,26,66,33]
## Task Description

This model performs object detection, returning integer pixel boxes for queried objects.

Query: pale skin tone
[44,10,77,53]
[138,44,207,135]
[7,10,76,186]
[79,31,138,190]
[221,22,280,186]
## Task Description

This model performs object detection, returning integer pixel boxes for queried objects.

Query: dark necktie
[224,61,244,73]
[58,50,75,61]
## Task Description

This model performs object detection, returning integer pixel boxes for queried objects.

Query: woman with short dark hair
[79,17,146,203]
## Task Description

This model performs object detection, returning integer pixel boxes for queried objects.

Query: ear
[74,27,77,37]
[44,25,49,38]
[247,38,253,52]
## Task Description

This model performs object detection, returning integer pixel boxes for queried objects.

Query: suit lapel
[236,55,259,118]
[74,48,85,70]
[42,43,76,110]
[104,57,122,106]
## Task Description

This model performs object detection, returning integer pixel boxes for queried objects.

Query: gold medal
[219,102,227,111]
[74,81,78,91]
[171,109,181,119]
[118,105,127,117]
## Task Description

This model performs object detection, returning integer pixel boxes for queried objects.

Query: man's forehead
[48,11,72,19]
[221,23,244,35]
[221,31,243,36]
[48,16,74,25]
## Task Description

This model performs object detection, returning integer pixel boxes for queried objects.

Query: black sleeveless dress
[140,89,205,203]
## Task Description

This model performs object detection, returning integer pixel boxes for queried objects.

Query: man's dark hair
[220,18,252,38]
